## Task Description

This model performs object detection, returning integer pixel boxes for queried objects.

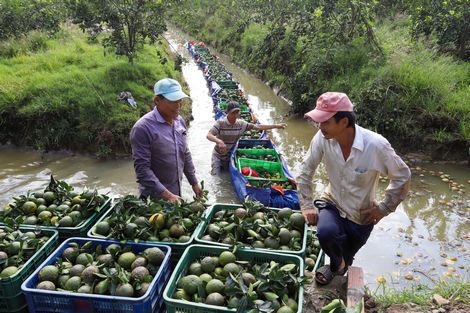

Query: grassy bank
[367,278,470,312]
[0,25,189,158]
[0,13,469,161]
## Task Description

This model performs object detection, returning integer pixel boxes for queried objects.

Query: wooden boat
[229,139,300,209]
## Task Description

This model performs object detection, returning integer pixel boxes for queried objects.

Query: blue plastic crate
[21,237,171,313]
[236,139,274,149]
[0,227,58,313]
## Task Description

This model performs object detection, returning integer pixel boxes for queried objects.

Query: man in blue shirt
[130,78,203,203]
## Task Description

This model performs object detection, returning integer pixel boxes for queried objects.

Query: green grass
[371,278,470,312]
[0,25,188,157]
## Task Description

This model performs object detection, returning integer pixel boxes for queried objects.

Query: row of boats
[186,41,300,210]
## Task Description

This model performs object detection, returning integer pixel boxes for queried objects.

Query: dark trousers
[316,203,373,272]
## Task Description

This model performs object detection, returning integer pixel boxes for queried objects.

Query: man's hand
[216,141,227,154]
[161,190,182,204]
[192,184,204,199]
[302,207,319,226]
[361,202,385,225]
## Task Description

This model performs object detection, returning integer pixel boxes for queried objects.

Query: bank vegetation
[169,0,469,161]
[0,0,468,161]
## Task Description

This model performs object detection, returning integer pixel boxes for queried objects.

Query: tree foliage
[411,0,469,60]
[168,0,469,158]
[66,0,168,63]
[0,0,65,40]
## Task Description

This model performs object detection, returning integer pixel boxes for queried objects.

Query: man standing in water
[130,78,203,203]
[206,102,287,175]
[297,92,411,285]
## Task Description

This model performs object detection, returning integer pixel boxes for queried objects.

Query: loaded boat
[229,139,300,209]
[186,41,299,209]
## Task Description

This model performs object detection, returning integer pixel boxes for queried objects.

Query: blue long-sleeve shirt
[130,107,198,198]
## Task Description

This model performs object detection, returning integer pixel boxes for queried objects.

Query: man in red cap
[297,92,411,285]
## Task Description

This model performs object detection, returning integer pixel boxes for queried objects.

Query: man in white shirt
[297,92,411,285]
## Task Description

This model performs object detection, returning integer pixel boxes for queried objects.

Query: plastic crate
[87,205,207,267]
[314,249,326,272]
[163,244,304,313]
[237,139,274,149]
[216,80,239,89]
[0,197,112,242]
[21,237,171,313]
[237,158,287,181]
[194,203,307,257]
[0,227,58,313]
[236,148,280,163]
[218,101,249,112]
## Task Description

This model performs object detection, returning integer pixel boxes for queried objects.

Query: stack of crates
[162,203,325,312]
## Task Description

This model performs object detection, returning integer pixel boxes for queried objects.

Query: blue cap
[154,78,189,101]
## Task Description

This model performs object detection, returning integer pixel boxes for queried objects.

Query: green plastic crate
[237,158,287,181]
[0,197,111,242]
[216,80,239,89]
[0,227,59,313]
[314,249,326,273]
[163,244,304,313]
[195,203,307,257]
[236,148,280,163]
[87,205,208,267]
[194,46,210,55]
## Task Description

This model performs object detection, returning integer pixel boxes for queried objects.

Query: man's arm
[377,143,412,216]
[253,123,287,131]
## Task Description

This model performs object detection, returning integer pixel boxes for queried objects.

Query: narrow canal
[0,30,468,292]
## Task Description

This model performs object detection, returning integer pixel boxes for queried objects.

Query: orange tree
[0,0,65,41]
[410,0,469,61]
[66,0,170,63]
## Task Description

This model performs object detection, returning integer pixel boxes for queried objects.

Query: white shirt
[296,124,411,225]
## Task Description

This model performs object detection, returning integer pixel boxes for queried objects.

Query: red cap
[304,92,353,122]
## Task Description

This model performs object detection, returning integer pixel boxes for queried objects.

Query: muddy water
[1,32,468,292]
